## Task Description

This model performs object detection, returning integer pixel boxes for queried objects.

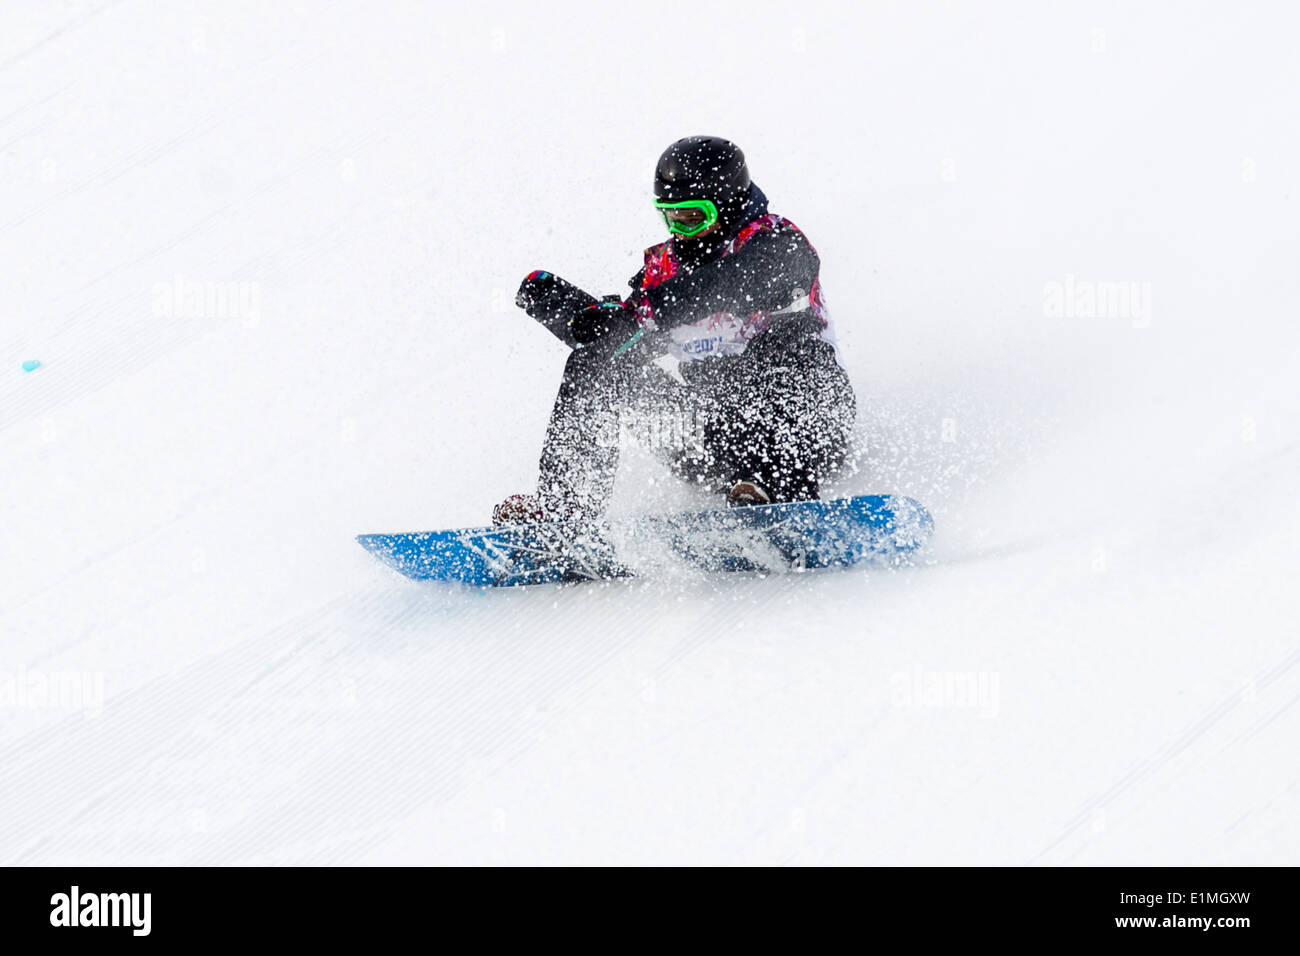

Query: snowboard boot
[492,494,546,525]
[492,494,582,525]
[726,479,772,507]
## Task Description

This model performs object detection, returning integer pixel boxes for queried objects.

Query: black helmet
[653,136,750,204]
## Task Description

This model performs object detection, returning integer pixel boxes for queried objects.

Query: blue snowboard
[357,494,933,587]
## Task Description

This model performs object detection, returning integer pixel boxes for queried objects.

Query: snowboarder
[496,135,855,524]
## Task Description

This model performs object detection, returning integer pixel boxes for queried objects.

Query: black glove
[516,270,598,344]
[569,297,640,346]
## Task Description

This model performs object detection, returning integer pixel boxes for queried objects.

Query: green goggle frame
[654,198,719,237]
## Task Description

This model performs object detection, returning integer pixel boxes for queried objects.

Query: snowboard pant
[538,313,856,518]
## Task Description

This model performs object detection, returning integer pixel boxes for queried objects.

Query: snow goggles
[654,199,719,237]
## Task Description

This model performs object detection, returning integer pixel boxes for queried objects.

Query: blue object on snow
[357,494,934,587]
[22,360,41,373]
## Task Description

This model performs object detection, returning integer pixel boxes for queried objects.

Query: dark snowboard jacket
[516,183,838,366]
[622,183,835,364]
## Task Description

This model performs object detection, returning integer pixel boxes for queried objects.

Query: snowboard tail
[357,495,933,587]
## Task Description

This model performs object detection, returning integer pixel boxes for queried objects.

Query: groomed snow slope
[2,1,1297,865]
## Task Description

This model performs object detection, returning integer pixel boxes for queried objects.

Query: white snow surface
[2,1,1298,865]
